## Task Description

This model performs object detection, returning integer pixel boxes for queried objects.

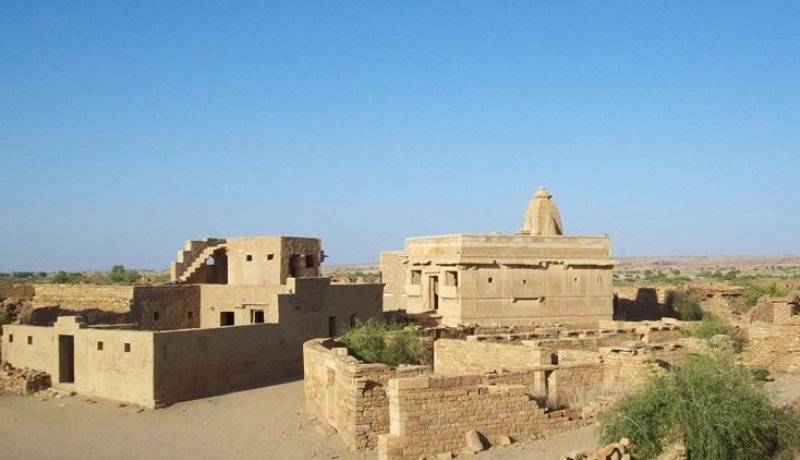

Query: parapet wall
[32,285,134,312]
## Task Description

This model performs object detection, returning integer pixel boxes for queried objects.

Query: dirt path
[0,379,360,460]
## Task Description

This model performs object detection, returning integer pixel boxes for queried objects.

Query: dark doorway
[429,276,440,310]
[58,335,75,383]
[328,316,337,337]
[251,310,265,324]
[220,311,235,326]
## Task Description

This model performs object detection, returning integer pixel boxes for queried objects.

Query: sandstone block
[465,430,486,452]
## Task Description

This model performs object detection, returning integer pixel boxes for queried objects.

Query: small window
[251,310,265,324]
[124,343,131,353]
[8,334,13,343]
[488,277,493,284]
[411,270,422,285]
[522,279,527,284]
[267,254,274,260]
[97,341,104,351]
[446,271,458,287]
[220,311,235,326]
[246,254,253,262]
[187,310,194,319]
[305,255,315,268]
[206,256,215,266]
[27,336,33,345]
[350,314,358,329]
[153,311,160,320]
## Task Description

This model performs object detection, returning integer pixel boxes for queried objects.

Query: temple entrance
[58,335,75,383]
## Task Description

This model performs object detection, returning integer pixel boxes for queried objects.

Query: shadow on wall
[20,307,132,327]
[613,288,674,321]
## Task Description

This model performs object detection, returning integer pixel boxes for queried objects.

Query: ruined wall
[304,339,430,450]
[434,339,550,375]
[132,285,201,330]
[32,285,134,312]
[378,375,586,460]
[743,325,800,374]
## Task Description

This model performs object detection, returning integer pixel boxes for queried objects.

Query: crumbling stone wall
[304,339,431,450]
[547,363,605,408]
[378,375,586,460]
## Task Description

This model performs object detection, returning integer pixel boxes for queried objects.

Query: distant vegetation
[600,352,800,459]
[339,318,427,367]
[0,266,169,285]
[745,283,788,310]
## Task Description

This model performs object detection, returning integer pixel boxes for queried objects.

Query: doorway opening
[58,335,75,383]
[428,276,439,310]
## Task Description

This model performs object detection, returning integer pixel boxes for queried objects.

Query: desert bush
[339,318,426,367]
[692,314,745,352]
[600,352,800,460]
[665,291,703,320]
[0,309,9,326]
[104,265,140,284]
[745,283,788,310]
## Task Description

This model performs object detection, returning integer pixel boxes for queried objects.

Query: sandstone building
[1,236,383,408]
[381,187,616,326]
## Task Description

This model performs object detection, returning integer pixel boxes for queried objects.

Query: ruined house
[381,187,616,326]
[0,236,383,408]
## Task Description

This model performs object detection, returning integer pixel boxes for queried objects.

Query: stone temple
[380,187,616,326]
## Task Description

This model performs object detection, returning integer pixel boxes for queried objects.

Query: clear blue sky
[1,1,799,271]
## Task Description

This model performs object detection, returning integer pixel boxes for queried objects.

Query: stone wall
[547,363,605,408]
[743,325,800,374]
[304,339,431,450]
[378,375,587,460]
[434,339,550,375]
[33,284,134,312]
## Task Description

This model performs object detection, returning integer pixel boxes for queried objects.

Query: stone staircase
[170,238,227,283]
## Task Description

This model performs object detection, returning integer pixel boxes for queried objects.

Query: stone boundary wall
[303,339,431,450]
[33,285,134,312]
[378,375,586,460]
[743,325,800,374]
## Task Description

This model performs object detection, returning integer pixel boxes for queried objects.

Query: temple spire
[518,186,563,236]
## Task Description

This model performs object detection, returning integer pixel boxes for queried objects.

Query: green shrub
[339,318,427,367]
[693,314,745,352]
[752,367,773,382]
[600,352,800,459]
[105,265,140,284]
[0,310,9,326]
[666,291,703,320]
[745,283,788,310]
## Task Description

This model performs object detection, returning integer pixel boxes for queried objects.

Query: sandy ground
[2,374,798,460]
